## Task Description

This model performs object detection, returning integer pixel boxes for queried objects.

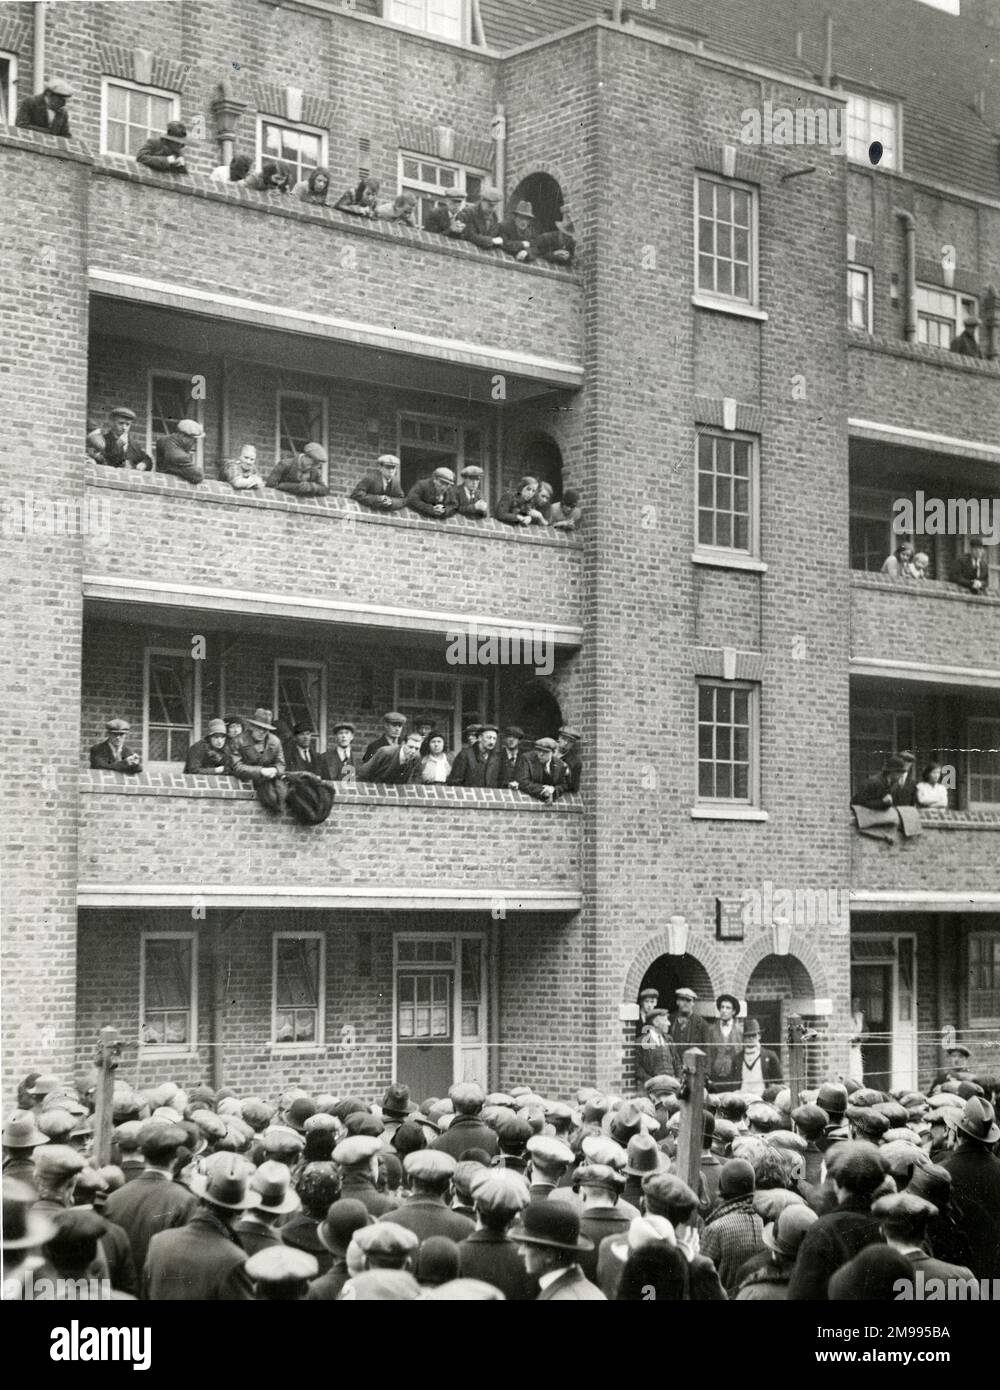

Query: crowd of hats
[4,1060,998,1301]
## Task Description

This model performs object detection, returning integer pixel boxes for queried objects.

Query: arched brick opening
[741,946,831,1087]
[732,930,830,1002]
[623,934,726,1003]
[509,170,565,233]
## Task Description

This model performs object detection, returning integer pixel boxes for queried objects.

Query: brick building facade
[1,0,998,1105]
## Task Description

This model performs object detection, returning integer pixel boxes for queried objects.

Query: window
[696,680,758,804]
[398,152,485,228]
[845,92,899,169]
[395,671,487,749]
[274,660,326,747]
[968,933,1000,1024]
[276,391,328,472]
[101,77,179,157]
[696,431,757,557]
[257,116,327,187]
[398,972,451,1039]
[850,707,914,792]
[461,937,482,1040]
[141,934,196,1051]
[397,413,485,494]
[696,176,756,305]
[847,265,873,332]
[0,51,17,125]
[273,934,325,1045]
[967,717,1000,809]
[147,371,203,469]
[916,286,978,350]
[387,0,465,43]
[144,647,201,764]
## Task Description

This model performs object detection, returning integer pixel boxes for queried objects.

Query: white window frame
[396,411,488,496]
[694,174,759,310]
[147,369,204,471]
[100,76,180,158]
[397,150,488,228]
[695,678,760,809]
[915,285,979,350]
[0,50,18,126]
[392,931,487,1088]
[275,390,329,475]
[273,658,328,749]
[693,429,760,563]
[967,931,1000,1027]
[966,715,1000,811]
[255,114,328,187]
[847,264,873,333]
[272,931,326,1048]
[386,0,468,44]
[143,645,202,768]
[393,669,488,751]
[843,91,902,171]
[140,931,198,1055]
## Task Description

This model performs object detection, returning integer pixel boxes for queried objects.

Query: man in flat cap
[267,442,330,497]
[460,1168,537,1300]
[183,717,230,773]
[460,183,503,250]
[448,464,489,518]
[950,313,983,358]
[556,727,582,793]
[89,718,142,774]
[787,1142,887,1299]
[525,1136,575,1200]
[497,726,525,787]
[874,1192,976,1285]
[351,453,406,511]
[406,466,458,519]
[16,78,74,136]
[514,737,570,802]
[245,1245,317,1300]
[635,1009,673,1086]
[144,1157,258,1299]
[430,1082,499,1159]
[930,1041,974,1091]
[328,721,361,781]
[103,1123,197,1273]
[230,708,287,812]
[705,994,744,1093]
[363,710,407,762]
[136,120,189,172]
[668,987,707,1075]
[510,1202,605,1300]
[447,724,501,787]
[576,1165,630,1281]
[155,417,204,484]
[100,407,152,470]
[379,1151,475,1243]
[332,1135,398,1218]
[359,728,425,784]
[637,986,659,1030]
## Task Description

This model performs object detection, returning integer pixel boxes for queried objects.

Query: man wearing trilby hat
[144,1156,258,1299]
[137,120,189,173]
[230,708,287,812]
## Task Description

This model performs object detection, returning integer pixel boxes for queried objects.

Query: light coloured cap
[176,419,204,438]
[354,1222,419,1256]
[245,1245,318,1284]
[479,184,501,202]
[377,454,400,468]
[302,442,328,463]
[403,1149,456,1180]
[34,1144,87,1181]
[675,987,697,1001]
[261,1125,305,1156]
[333,1135,382,1166]
[628,1215,677,1251]
[581,1134,627,1169]
[432,467,456,484]
[525,1136,573,1165]
[468,1167,530,1216]
[45,79,75,97]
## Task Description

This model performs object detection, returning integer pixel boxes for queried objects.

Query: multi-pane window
[102,78,179,157]
[388,0,465,42]
[968,933,1000,1024]
[397,413,485,494]
[850,514,892,572]
[847,266,873,331]
[145,649,198,763]
[141,935,196,1049]
[398,972,451,1039]
[395,672,487,749]
[0,52,17,125]
[696,432,755,555]
[697,680,756,803]
[461,938,482,1039]
[850,707,914,791]
[967,718,1000,809]
[696,176,755,304]
[276,392,327,471]
[258,117,326,186]
[273,935,324,1044]
[275,661,325,745]
[398,153,484,227]
[916,286,978,349]
[845,93,899,169]
[148,371,203,468]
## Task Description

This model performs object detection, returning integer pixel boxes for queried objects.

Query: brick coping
[80,769,583,812]
[850,808,1000,830]
[849,333,1000,378]
[84,465,582,549]
[851,571,1000,608]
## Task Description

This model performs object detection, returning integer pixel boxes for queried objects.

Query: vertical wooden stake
[93,1026,122,1168]
[675,1047,707,1194]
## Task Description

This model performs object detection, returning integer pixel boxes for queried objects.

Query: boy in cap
[328,721,360,781]
[351,453,406,510]
[267,442,330,497]
[448,464,489,517]
[406,466,459,519]
[155,417,204,484]
[16,77,74,135]
[137,120,189,172]
[101,406,152,470]
[183,718,230,773]
[89,718,142,774]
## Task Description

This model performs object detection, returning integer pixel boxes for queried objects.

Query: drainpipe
[493,99,506,211]
[33,2,46,92]
[470,0,486,48]
[822,14,834,87]
[895,209,917,342]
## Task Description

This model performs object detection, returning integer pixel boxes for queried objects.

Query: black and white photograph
[1,0,999,1346]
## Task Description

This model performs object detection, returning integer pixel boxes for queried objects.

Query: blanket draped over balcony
[851,803,923,843]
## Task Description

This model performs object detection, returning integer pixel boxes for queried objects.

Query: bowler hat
[381,1083,414,1120]
[716,994,741,1016]
[816,1082,849,1119]
[191,1157,262,1210]
[509,1201,593,1252]
[285,1097,317,1132]
[291,721,315,737]
[318,1198,371,1254]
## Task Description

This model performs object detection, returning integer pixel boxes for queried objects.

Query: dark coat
[328,746,361,781]
[339,1173,399,1219]
[406,477,458,519]
[183,738,229,774]
[431,1114,500,1160]
[704,1019,744,1088]
[634,1029,673,1085]
[578,1206,632,1282]
[513,751,570,801]
[136,138,187,172]
[102,431,152,469]
[494,490,536,526]
[459,1230,538,1300]
[786,1197,883,1300]
[92,1215,138,1298]
[906,1250,977,1285]
[461,203,501,249]
[734,1249,793,1300]
[234,1215,283,1258]
[939,1146,1000,1278]
[668,1012,708,1074]
[306,1257,349,1299]
[351,471,405,510]
[498,747,521,786]
[956,553,990,593]
[535,229,576,265]
[283,743,333,779]
[281,1213,333,1276]
[103,1169,199,1274]
[89,739,142,774]
[144,1207,253,1300]
[424,204,454,234]
[16,93,71,136]
[447,744,501,788]
[561,748,582,793]
[377,1196,475,1245]
[447,482,488,518]
[536,1264,606,1300]
[853,772,914,811]
[155,434,203,484]
[949,328,982,358]
[230,732,284,782]
[266,459,329,497]
[362,733,399,762]
[496,215,537,259]
[358,745,423,784]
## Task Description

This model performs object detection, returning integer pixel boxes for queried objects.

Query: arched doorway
[509,172,564,234]
[519,432,564,498]
[514,680,563,741]
[638,953,715,1020]
[745,954,817,1084]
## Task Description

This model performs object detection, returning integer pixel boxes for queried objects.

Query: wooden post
[787,1014,808,1108]
[93,1026,122,1167]
[674,1047,707,1194]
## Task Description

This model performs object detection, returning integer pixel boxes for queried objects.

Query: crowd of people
[86,413,583,533]
[881,537,991,594]
[4,1048,998,1302]
[89,712,583,821]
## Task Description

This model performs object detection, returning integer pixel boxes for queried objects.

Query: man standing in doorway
[739,1019,782,1097]
[705,994,744,1093]
[668,988,707,1075]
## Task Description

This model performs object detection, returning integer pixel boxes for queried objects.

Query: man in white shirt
[739,1019,782,1097]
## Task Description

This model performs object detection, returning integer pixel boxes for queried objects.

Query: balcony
[851,808,1000,907]
[77,772,583,912]
[851,572,1000,681]
[848,336,1000,453]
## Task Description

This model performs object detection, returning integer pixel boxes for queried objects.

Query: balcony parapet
[851,571,1000,609]
[849,331,1000,380]
[850,572,1000,681]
